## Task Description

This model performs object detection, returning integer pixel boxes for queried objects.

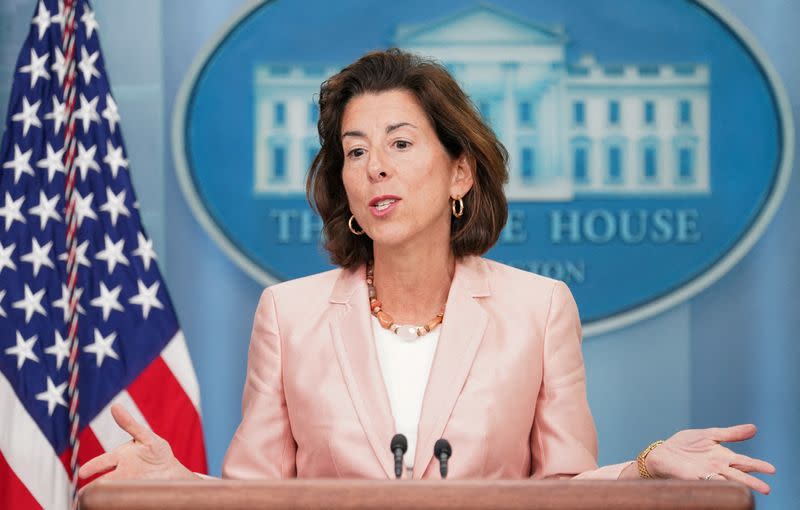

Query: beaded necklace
[366,262,444,340]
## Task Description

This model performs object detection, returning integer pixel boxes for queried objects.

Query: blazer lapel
[412,256,490,478]
[329,266,396,479]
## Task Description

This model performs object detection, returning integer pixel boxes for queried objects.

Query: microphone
[434,438,452,479]
[390,433,408,479]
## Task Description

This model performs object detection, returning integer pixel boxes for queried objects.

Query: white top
[371,316,440,471]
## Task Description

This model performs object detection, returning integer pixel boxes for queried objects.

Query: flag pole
[61,1,82,507]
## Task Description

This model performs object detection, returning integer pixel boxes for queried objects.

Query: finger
[78,467,121,493]
[730,453,776,474]
[79,451,118,479]
[720,466,771,495]
[707,424,757,443]
[110,404,153,444]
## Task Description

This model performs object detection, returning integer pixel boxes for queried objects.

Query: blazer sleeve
[530,281,632,479]
[222,288,297,479]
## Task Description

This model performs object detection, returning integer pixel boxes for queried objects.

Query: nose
[367,149,389,182]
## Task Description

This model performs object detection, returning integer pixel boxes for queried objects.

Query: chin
[367,225,417,248]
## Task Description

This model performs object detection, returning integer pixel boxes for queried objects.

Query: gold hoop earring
[348,214,365,235]
[451,196,464,218]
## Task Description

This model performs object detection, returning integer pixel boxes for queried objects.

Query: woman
[80,49,774,492]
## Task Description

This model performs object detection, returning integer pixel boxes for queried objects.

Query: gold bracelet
[636,440,664,479]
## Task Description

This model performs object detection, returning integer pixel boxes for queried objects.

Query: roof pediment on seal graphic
[393,4,566,47]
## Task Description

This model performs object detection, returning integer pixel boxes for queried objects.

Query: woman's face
[340,89,473,250]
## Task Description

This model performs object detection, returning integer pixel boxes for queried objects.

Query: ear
[449,153,474,198]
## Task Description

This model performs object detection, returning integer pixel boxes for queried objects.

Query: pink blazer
[222,256,630,480]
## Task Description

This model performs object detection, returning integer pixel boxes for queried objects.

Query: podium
[79,479,754,510]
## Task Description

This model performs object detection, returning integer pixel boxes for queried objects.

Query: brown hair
[307,48,508,268]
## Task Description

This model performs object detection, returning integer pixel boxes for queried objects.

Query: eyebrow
[341,122,417,140]
[387,122,416,133]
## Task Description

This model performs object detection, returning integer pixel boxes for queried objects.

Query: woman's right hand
[79,404,199,483]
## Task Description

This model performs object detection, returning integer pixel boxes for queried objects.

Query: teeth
[374,199,396,211]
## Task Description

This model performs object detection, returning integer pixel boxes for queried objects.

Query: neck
[371,241,455,325]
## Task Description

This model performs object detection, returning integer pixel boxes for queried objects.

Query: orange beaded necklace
[366,262,444,340]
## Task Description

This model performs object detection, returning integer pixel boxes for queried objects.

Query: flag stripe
[0,452,41,510]
[127,356,208,473]
[0,372,69,510]
[161,330,202,413]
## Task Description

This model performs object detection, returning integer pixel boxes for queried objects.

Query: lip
[368,195,401,217]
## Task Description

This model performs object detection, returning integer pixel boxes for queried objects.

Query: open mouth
[374,199,396,211]
[369,196,401,215]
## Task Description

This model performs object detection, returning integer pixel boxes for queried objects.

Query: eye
[347,147,366,159]
[394,140,411,150]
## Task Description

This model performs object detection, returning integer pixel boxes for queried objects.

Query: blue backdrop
[0,1,796,508]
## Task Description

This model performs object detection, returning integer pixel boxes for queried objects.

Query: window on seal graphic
[608,100,621,126]
[673,135,698,184]
[521,147,535,181]
[678,99,692,127]
[640,137,659,182]
[573,100,586,127]
[518,101,535,127]
[270,143,287,183]
[274,102,286,128]
[603,137,627,184]
[571,137,591,184]
[644,100,656,126]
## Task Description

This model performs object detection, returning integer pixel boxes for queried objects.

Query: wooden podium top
[79,479,753,510]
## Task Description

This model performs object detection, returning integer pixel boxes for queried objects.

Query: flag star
[20,238,55,277]
[95,235,129,274]
[0,192,26,231]
[11,97,43,137]
[102,94,120,133]
[2,144,35,184]
[12,284,47,323]
[72,191,98,227]
[28,190,62,230]
[18,49,49,88]
[13,97,44,137]
[36,143,66,183]
[0,241,17,274]
[5,331,40,370]
[81,5,100,38]
[51,47,67,85]
[58,240,92,268]
[90,282,124,321]
[103,141,128,178]
[99,187,130,226]
[74,142,100,180]
[52,284,86,322]
[73,93,99,134]
[78,46,101,85]
[44,96,67,134]
[51,0,66,31]
[45,330,71,370]
[31,1,52,40]
[129,280,164,319]
[0,290,6,318]
[133,232,157,271]
[35,376,68,416]
[84,329,119,367]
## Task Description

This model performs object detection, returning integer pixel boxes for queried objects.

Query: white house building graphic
[253,5,710,201]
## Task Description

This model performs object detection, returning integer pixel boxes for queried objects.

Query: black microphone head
[391,433,408,453]
[434,438,451,457]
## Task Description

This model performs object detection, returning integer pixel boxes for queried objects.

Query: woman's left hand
[645,424,775,494]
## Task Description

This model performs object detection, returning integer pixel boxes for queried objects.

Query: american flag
[0,1,207,508]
